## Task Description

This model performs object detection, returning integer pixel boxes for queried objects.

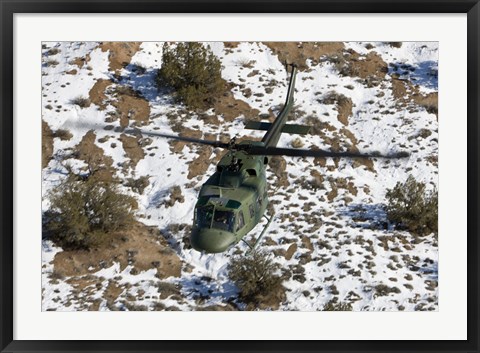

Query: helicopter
[130,64,408,254]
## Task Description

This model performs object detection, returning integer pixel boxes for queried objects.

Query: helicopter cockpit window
[237,211,245,231]
[212,210,235,232]
[196,205,214,229]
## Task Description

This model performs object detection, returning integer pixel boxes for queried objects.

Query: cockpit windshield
[196,205,214,229]
[212,209,235,232]
[196,205,235,232]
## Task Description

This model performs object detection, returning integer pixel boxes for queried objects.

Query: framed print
[1,1,479,353]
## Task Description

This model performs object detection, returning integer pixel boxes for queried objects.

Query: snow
[42,41,438,311]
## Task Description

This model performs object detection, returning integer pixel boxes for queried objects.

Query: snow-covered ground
[42,41,438,311]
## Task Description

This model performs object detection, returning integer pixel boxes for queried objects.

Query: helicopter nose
[190,228,236,253]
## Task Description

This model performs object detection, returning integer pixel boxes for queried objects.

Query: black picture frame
[1,1,478,352]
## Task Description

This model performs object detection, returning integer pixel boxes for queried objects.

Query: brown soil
[113,88,151,128]
[70,55,91,69]
[52,222,183,279]
[75,130,114,181]
[66,69,78,75]
[119,133,145,169]
[165,186,185,208]
[42,120,54,169]
[88,79,113,110]
[263,42,344,70]
[213,90,260,122]
[103,280,124,304]
[89,81,151,126]
[301,235,314,252]
[224,42,240,49]
[285,243,297,260]
[391,78,438,118]
[170,128,203,153]
[99,42,142,72]
[187,146,213,180]
[349,51,388,80]
[337,96,353,126]
[268,156,289,187]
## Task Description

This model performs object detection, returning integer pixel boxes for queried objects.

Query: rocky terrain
[42,41,438,311]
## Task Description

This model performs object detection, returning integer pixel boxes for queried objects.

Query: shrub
[227,250,282,302]
[70,96,91,108]
[387,42,403,48]
[44,173,137,250]
[323,299,353,311]
[290,137,304,148]
[45,59,59,67]
[385,175,438,236]
[53,129,73,141]
[46,48,61,56]
[157,42,224,109]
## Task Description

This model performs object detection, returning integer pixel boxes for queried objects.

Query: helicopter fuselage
[190,143,270,253]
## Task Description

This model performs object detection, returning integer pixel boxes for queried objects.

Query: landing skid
[242,212,275,254]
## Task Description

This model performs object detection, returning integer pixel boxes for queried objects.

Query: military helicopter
[131,64,408,254]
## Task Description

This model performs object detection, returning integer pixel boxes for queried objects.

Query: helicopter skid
[243,213,274,254]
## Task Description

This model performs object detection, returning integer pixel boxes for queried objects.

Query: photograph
[41,41,439,312]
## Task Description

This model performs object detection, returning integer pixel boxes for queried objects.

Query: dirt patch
[285,243,297,260]
[349,51,388,81]
[301,235,314,252]
[66,69,78,75]
[119,133,145,169]
[391,78,438,118]
[75,130,114,181]
[99,42,142,72]
[103,280,124,304]
[413,92,438,117]
[213,90,260,122]
[70,55,91,69]
[169,127,203,153]
[42,120,54,169]
[318,92,353,126]
[165,186,185,208]
[113,87,151,128]
[187,146,213,179]
[224,42,240,49]
[337,96,353,126]
[52,222,183,279]
[263,42,344,70]
[88,79,113,110]
[268,156,289,187]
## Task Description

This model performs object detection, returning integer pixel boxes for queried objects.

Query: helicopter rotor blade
[244,146,409,159]
[124,129,230,149]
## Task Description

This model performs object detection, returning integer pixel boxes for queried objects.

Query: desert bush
[228,250,282,302]
[387,42,403,48]
[385,175,438,236]
[46,48,61,56]
[45,59,59,67]
[53,129,73,141]
[44,173,137,250]
[290,137,304,148]
[235,58,256,69]
[70,96,91,108]
[157,42,224,109]
[323,299,353,311]
[124,176,150,194]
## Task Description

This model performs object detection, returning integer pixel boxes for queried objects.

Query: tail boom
[261,65,297,148]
